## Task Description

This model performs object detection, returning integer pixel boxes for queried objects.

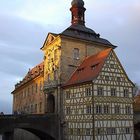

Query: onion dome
[71,0,84,7]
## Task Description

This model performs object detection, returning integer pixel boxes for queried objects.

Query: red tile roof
[64,48,112,87]
[15,62,44,89]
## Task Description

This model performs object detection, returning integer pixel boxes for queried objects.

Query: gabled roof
[61,25,117,48]
[41,32,58,50]
[63,48,112,87]
[13,62,44,91]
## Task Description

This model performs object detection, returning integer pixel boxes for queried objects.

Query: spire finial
[70,0,86,26]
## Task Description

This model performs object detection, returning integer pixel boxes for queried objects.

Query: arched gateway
[46,94,55,113]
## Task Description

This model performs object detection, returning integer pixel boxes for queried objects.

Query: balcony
[44,80,59,92]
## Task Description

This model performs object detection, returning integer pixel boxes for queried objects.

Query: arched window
[73,48,79,60]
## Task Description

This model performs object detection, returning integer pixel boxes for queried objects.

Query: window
[48,74,50,82]
[54,49,58,60]
[66,107,71,114]
[35,83,38,93]
[110,64,114,68]
[96,105,102,114]
[105,76,109,81]
[32,85,34,94]
[104,105,109,114]
[35,104,37,113]
[28,87,30,95]
[39,102,42,112]
[91,63,99,70]
[111,88,116,96]
[97,128,102,135]
[31,104,33,113]
[97,87,103,96]
[48,54,51,63]
[40,81,43,91]
[125,106,131,114]
[114,105,120,114]
[125,128,130,134]
[85,87,91,96]
[73,48,79,59]
[86,129,91,135]
[117,77,121,82]
[54,70,57,80]
[77,128,81,135]
[124,89,129,97]
[86,105,92,114]
[66,91,70,99]
[70,129,73,135]
[106,128,116,135]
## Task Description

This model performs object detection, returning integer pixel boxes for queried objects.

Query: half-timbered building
[63,48,134,140]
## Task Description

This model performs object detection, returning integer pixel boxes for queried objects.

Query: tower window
[73,48,79,60]
[48,74,50,82]
[54,49,58,60]
[54,70,57,80]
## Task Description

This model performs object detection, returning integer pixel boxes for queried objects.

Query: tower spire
[70,0,86,26]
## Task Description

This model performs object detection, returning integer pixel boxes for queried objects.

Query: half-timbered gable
[63,48,134,140]
[94,50,134,140]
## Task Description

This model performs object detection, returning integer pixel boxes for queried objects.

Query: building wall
[63,83,93,140]
[14,129,40,140]
[63,51,134,140]
[60,37,109,84]
[13,76,45,114]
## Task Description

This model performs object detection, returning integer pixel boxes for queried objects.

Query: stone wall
[14,129,40,140]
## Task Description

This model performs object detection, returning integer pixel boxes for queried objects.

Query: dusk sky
[0,0,140,113]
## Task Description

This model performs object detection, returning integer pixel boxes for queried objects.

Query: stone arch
[47,94,55,113]
[1,126,56,140]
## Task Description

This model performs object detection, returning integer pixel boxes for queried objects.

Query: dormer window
[91,63,99,70]
[73,48,79,60]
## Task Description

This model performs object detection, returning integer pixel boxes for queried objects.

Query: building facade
[12,0,134,140]
[12,62,45,114]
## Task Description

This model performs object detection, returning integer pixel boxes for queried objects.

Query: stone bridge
[0,114,60,140]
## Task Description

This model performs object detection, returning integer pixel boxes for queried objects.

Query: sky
[0,0,140,114]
